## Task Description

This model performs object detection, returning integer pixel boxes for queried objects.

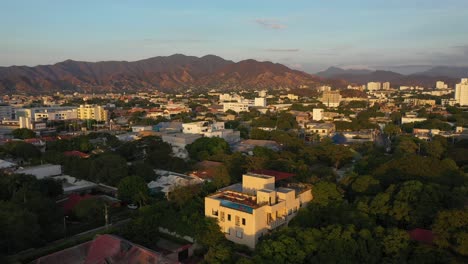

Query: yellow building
[205,172,312,248]
[77,104,108,121]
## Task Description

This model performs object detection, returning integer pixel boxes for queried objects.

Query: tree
[433,209,468,256]
[311,182,343,207]
[383,123,401,137]
[395,137,419,155]
[117,176,149,206]
[210,165,231,189]
[73,198,105,224]
[89,154,128,185]
[37,178,63,198]
[11,128,36,139]
[186,137,231,161]
[424,140,445,159]
[381,228,410,261]
[0,201,41,254]
[129,162,156,182]
[3,141,41,161]
[168,184,202,208]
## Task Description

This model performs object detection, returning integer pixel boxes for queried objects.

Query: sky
[2,0,468,72]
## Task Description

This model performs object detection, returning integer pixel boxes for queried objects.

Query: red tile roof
[64,150,90,159]
[35,234,176,264]
[62,193,95,214]
[408,228,434,244]
[251,169,295,181]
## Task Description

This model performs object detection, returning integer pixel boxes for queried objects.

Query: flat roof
[244,172,274,179]
[250,169,295,181]
[258,189,274,193]
[276,187,294,194]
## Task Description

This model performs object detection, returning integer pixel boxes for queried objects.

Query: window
[212,209,218,216]
[227,214,231,221]
[236,230,243,238]
[242,218,246,226]
[220,212,225,222]
[235,216,240,226]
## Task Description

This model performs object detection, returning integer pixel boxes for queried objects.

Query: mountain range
[316,66,468,87]
[1,54,467,94]
[0,54,326,94]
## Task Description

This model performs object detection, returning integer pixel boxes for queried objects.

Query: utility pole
[104,204,109,229]
[63,216,68,237]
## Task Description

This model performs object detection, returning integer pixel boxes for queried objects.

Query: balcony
[267,216,286,230]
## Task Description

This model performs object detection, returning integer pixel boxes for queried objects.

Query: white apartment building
[223,102,250,113]
[77,105,108,121]
[320,91,342,107]
[367,82,381,91]
[436,81,448,89]
[382,82,391,90]
[312,108,324,121]
[15,106,77,122]
[257,90,268,97]
[219,93,242,102]
[317,85,332,92]
[305,122,336,137]
[401,112,427,124]
[455,78,468,106]
[182,121,240,143]
[34,108,78,121]
[0,104,13,120]
[205,172,312,248]
[287,94,299,100]
[254,98,267,107]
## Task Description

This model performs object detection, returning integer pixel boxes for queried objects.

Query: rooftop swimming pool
[220,200,254,214]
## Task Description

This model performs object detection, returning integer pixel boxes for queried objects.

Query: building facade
[205,173,312,248]
[367,82,381,91]
[455,78,468,106]
[223,102,250,113]
[77,105,108,121]
[320,91,342,107]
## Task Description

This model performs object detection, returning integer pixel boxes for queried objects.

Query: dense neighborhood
[0,79,467,263]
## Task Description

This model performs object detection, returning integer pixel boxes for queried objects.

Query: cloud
[143,39,205,44]
[264,48,299,52]
[255,19,287,30]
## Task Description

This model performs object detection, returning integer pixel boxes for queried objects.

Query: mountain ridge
[0,54,325,94]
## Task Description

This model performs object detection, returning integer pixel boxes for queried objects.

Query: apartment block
[205,172,312,248]
[77,104,108,121]
[367,82,381,91]
[320,91,342,107]
[223,102,250,113]
[455,78,468,106]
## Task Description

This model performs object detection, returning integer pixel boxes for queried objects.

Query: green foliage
[73,198,105,224]
[117,176,149,206]
[3,141,41,161]
[0,173,64,255]
[433,209,468,256]
[89,154,128,185]
[186,137,231,161]
[251,111,298,130]
[11,128,36,139]
[0,201,41,254]
[311,182,344,207]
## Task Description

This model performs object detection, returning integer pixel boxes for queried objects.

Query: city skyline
[2,0,468,72]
